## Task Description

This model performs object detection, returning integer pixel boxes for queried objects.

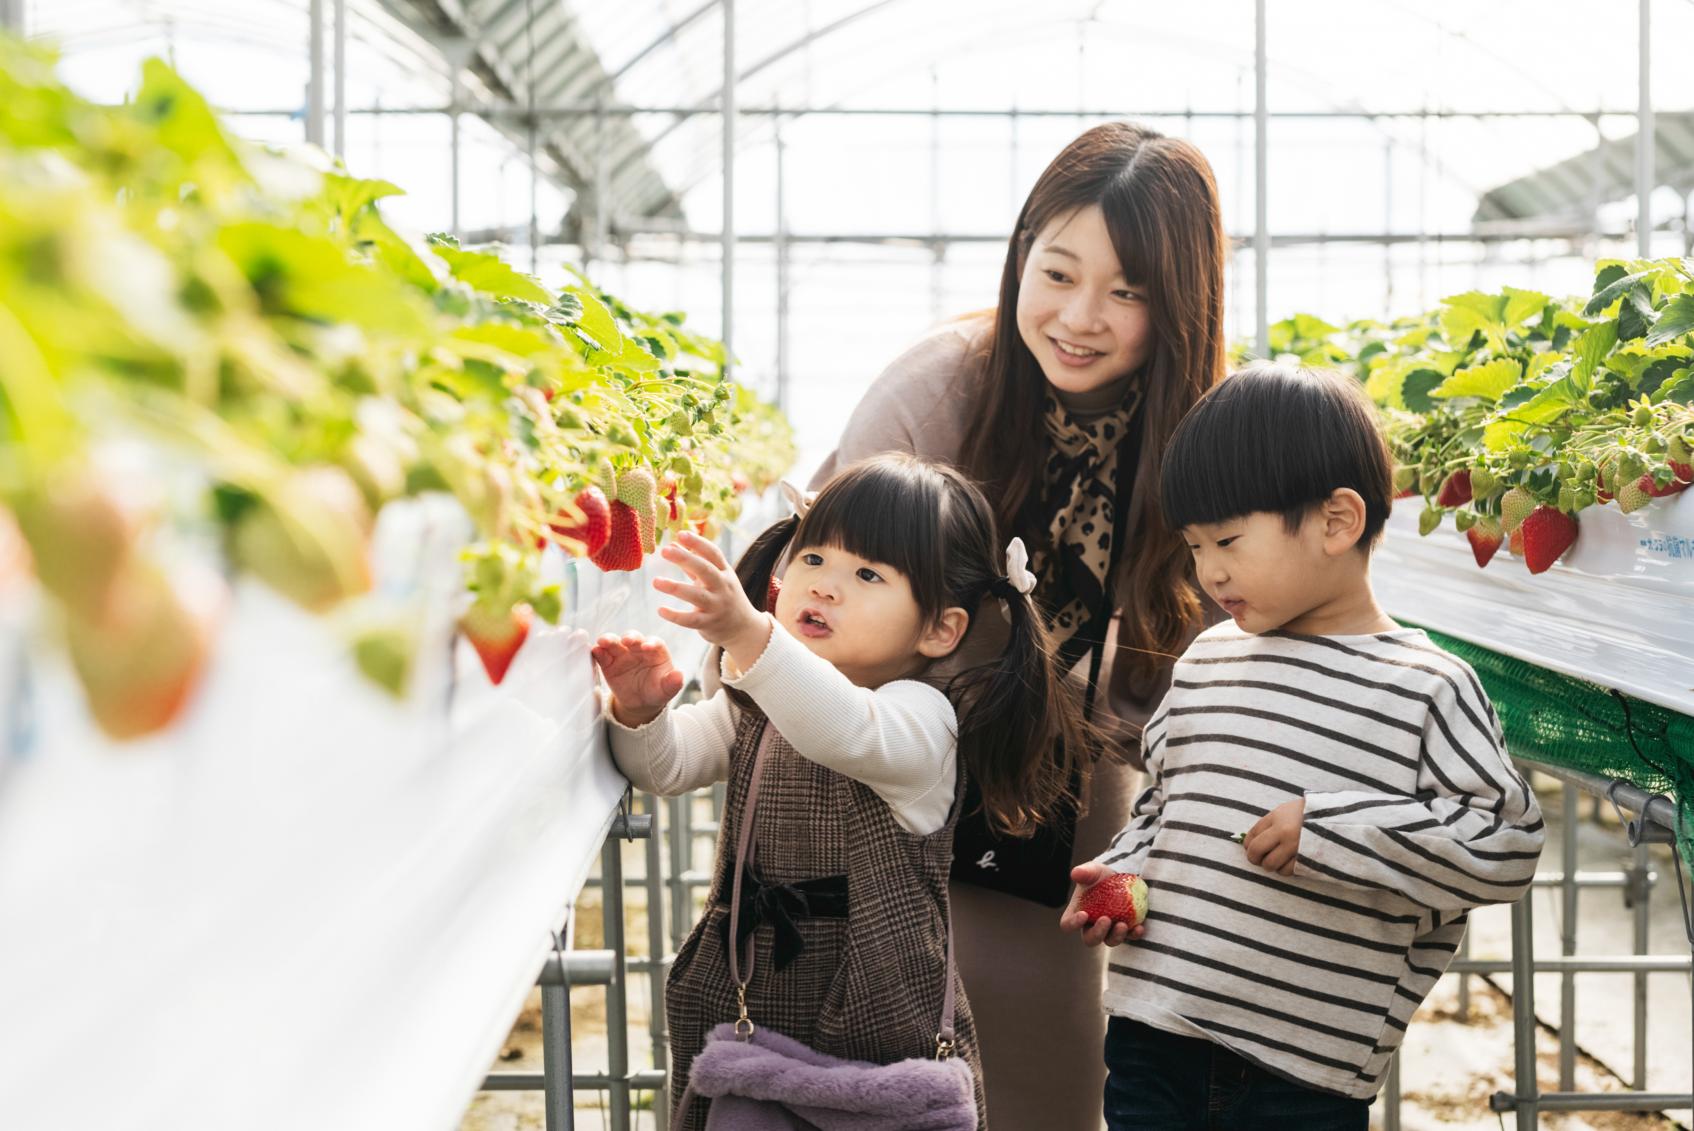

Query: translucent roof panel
[560,0,1694,236]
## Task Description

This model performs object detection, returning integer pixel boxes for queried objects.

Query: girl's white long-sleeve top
[606,617,960,835]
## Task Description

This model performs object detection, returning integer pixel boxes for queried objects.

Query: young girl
[593,454,1092,1131]
[812,121,1227,1126]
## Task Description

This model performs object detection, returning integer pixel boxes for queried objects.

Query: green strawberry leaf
[1433,357,1523,402]
[1584,269,1651,317]
[1647,294,1694,347]
[427,238,553,305]
[1401,368,1447,413]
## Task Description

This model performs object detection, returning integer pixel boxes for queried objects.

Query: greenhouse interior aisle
[2,1,1694,1130]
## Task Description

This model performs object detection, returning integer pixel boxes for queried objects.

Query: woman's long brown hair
[958,121,1227,683]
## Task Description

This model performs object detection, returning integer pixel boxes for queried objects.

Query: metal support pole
[642,793,670,1131]
[1253,0,1268,356]
[1510,892,1539,1129]
[668,793,692,955]
[1560,783,1578,1090]
[1383,139,1394,314]
[1637,0,1653,257]
[1589,114,1605,257]
[594,95,609,267]
[1457,921,1472,1019]
[720,0,736,380]
[929,68,943,327]
[1631,839,1651,1089]
[602,835,632,1131]
[0,0,25,34]
[306,0,326,148]
[1383,1052,1401,1131]
[542,940,574,1131]
[775,111,790,412]
[449,48,463,240]
[332,0,346,160]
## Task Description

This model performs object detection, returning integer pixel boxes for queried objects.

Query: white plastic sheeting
[1375,491,1694,718]
[0,495,723,1131]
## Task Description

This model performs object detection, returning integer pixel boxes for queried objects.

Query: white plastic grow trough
[0,493,722,1131]
[1374,490,1694,718]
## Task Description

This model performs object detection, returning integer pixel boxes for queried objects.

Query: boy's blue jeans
[1103,1016,1371,1130]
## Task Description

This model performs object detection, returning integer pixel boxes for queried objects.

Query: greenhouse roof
[1473,111,1694,226]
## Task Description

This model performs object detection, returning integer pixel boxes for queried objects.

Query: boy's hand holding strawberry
[592,632,686,727]
[653,530,772,672]
[1243,797,1305,876]
[1059,863,1147,948]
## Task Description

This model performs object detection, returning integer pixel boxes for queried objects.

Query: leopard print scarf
[1027,387,1143,658]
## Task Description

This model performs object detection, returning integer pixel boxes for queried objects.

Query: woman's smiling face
[1014,204,1155,395]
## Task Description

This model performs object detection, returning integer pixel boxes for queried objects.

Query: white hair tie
[1003,537,1037,596]
[779,479,815,518]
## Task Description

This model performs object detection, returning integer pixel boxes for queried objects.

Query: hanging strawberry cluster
[1256,258,1694,574]
[0,39,794,736]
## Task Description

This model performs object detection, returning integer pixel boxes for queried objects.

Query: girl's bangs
[791,462,943,613]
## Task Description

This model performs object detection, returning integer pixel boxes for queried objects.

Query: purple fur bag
[675,726,978,1131]
[688,1023,977,1131]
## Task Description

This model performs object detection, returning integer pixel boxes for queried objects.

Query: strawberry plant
[1258,258,1694,575]
[0,38,794,736]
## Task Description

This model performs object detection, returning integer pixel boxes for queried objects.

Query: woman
[810,121,1227,1127]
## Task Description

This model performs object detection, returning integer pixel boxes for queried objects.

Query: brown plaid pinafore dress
[667,709,986,1130]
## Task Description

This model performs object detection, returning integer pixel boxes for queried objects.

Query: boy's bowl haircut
[1158,361,1394,549]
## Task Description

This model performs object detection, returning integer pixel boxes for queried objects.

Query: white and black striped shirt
[1096,622,1544,1099]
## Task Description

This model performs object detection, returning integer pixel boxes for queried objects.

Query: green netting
[1421,629,1694,861]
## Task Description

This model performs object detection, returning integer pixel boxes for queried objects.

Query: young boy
[1061,362,1545,1129]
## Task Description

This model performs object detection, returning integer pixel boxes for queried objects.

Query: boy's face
[1181,505,1365,635]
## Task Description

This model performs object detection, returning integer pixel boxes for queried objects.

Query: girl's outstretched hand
[653,530,771,671]
[592,632,685,727]
[1058,863,1145,948]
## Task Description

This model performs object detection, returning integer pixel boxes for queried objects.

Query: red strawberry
[460,601,532,685]
[1500,487,1536,533]
[1645,472,1691,499]
[616,467,659,554]
[1670,460,1693,484]
[65,560,220,740]
[1507,527,1524,556]
[1519,506,1578,575]
[1434,470,1472,508]
[1466,516,1503,568]
[1077,873,1149,928]
[549,486,611,555]
[662,473,681,523]
[1616,477,1653,514]
[731,470,751,495]
[591,500,644,571]
[765,575,782,612]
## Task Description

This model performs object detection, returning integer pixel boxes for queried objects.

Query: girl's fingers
[660,540,721,585]
[655,605,703,628]
[678,529,731,570]
[660,669,685,698]
[653,576,712,607]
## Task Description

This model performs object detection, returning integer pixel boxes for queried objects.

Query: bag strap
[728,721,960,1058]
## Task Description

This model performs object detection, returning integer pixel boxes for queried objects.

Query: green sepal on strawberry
[1519,506,1578,575]
[1465,515,1504,568]
[460,600,532,685]
[591,500,645,571]
[549,485,611,556]
[1077,872,1150,929]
